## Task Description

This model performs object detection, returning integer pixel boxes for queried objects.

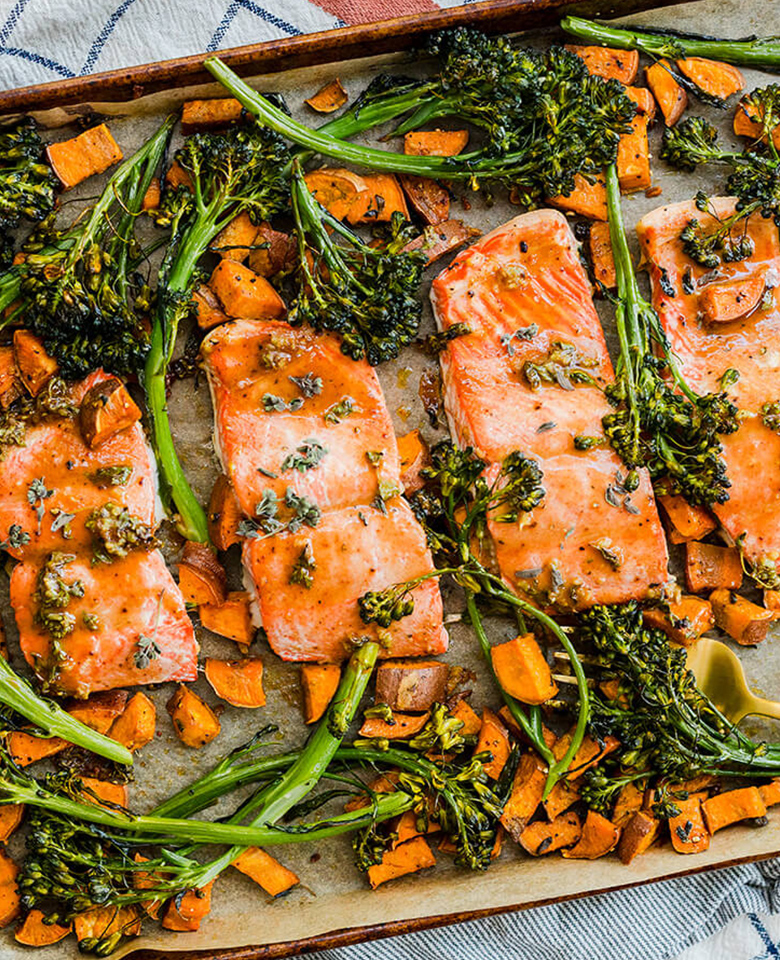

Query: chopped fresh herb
[290,541,316,588]
[762,400,780,433]
[282,438,328,473]
[34,551,85,640]
[658,267,676,298]
[357,511,368,527]
[523,340,599,391]
[590,537,624,570]
[366,451,383,466]
[681,268,696,295]
[27,477,53,534]
[0,523,30,551]
[50,510,76,538]
[536,421,556,433]
[86,502,158,564]
[372,494,388,515]
[262,393,304,413]
[134,633,162,670]
[289,372,323,398]
[500,323,538,356]
[573,435,604,451]
[240,487,321,539]
[256,465,278,479]
[88,465,132,488]
[719,368,740,391]
[420,323,471,354]
[324,396,357,424]
[82,612,101,631]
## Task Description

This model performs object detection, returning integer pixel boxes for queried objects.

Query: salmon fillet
[0,370,155,561]
[243,497,446,662]
[637,199,780,571]
[201,319,400,515]
[11,549,197,697]
[431,208,669,609]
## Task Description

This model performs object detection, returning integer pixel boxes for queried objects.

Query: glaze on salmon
[637,198,780,574]
[431,208,669,609]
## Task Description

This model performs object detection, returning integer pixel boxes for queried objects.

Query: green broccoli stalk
[602,164,738,505]
[289,158,425,364]
[204,53,636,205]
[560,17,780,72]
[145,125,290,541]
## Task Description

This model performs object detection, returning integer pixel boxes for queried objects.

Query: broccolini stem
[0,656,132,766]
[560,16,780,71]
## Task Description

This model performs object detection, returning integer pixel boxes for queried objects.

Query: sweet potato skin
[247,223,296,278]
[374,660,448,712]
[179,542,228,606]
[685,542,743,593]
[710,589,774,645]
[401,220,480,265]
[617,810,659,864]
[300,663,341,724]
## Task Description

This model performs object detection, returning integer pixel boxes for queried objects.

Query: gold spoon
[684,637,780,725]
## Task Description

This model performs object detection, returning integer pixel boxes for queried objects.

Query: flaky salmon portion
[11,549,197,697]
[431,208,669,609]
[0,371,155,560]
[201,319,400,515]
[242,497,446,662]
[637,199,780,571]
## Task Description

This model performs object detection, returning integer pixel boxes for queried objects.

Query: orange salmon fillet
[11,549,197,697]
[201,319,399,515]
[431,208,669,609]
[0,370,155,561]
[637,199,780,573]
[243,497,446,662]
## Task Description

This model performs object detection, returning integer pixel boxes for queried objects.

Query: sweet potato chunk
[165,160,193,191]
[475,708,511,780]
[178,541,228,606]
[301,663,340,724]
[181,98,243,134]
[676,58,744,100]
[401,219,480,265]
[0,849,20,928]
[403,130,469,157]
[305,78,348,113]
[167,685,221,748]
[108,691,156,752]
[710,589,774,645]
[200,591,255,646]
[765,590,780,613]
[7,731,68,767]
[646,60,688,126]
[618,810,659,863]
[733,96,780,148]
[347,174,409,224]
[562,810,620,859]
[74,906,141,945]
[520,810,582,856]
[0,806,23,844]
[588,221,616,289]
[564,45,639,83]
[161,881,214,931]
[208,475,243,552]
[643,596,714,646]
[759,779,780,807]
[233,847,299,896]
[699,271,767,324]
[79,377,141,448]
[548,173,607,221]
[79,778,128,809]
[375,659,448,712]
[490,634,557,705]
[15,909,71,945]
[702,786,766,833]
[13,330,57,397]
[359,710,429,739]
[141,177,161,211]
[451,699,482,736]
[617,87,652,193]
[685,542,742,593]
[0,346,21,409]
[46,123,123,189]
[211,211,259,263]
[204,658,266,708]
[657,494,717,542]
[392,809,441,847]
[612,780,645,827]
[192,284,228,331]
[209,260,286,320]
[554,731,620,781]
[399,176,450,225]
[669,795,710,854]
[305,168,368,220]
[67,690,129,734]
[247,223,296,278]
[367,835,435,889]
[543,776,581,822]
[398,429,430,495]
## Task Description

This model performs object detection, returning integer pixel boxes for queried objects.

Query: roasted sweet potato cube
[617,88,652,193]
[204,658,266,708]
[451,699,482,736]
[401,219,480,265]
[74,906,140,945]
[548,173,607,221]
[359,710,430,740]
[375,659,448,712]
[79,777,128,809]
[398,429,430,495]
[499,751,547,841]
[764,589,780,613]
[0,346,21,409]
[669,795,710,854]
[347,174,409,224]
[403,129,469,157]
[554,731,620,780]
[211,211,259,262]
[490,634,557,705]
[178,541,228,606]
[657,494,717,542]
[141,177,161,211]
[161,880,214,931]
[588,221,616,289]
[543,776,582,821]
[617,810,659,863]
[702,786,766,833]
[167,685,221,748]
[46,123,123,189]
[14,908,71,945]
[165,160,193,191]
[642,596,714,646]
[80,377,142,448]
[399,175,450,225]
[564,45,639,83]
[301,663,341,724]
[181,98,243,134]
[0,805,23,844]
[562,810,620,859]
[612,780,645,827]
[710,589,775,645]
[66,690,129,734]
[247,223,297,278]
[208,475,243,551]
[199,591,255,646]
[699,271,767,324]
[192,284,228,331]
[0,849,20,928]
[367,835,435,889]
[305,78,348,114]
[733,96,780,148]
[475,708,511,779]
[13,330,57,397]
[646,60,688,126]
[676,58,744,100]
[233,847,300,895]
[209,260,286,320]
[685,542,742,593]
[7,731,68,766]
[759,779,780,807]
[498,706,556,749]
[109,692,156,752]
[305,168,368,220]
[520,810,582,856]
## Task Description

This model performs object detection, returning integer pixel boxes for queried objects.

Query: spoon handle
[746,697,780,722]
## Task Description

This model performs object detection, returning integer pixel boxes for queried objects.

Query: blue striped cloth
[0,1,778,957]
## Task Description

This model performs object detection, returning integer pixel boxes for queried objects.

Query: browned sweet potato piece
[233,847,299,896]
[643,596,714,647]
[359,710,430,739]
[167,685,221,748]
[80,377,141,449]
[209,259,286,320]
[141,177,161,211]
[200,592,255,647]
[734,96,780,148]
[344,771,399,812]
[347,174,409,224]
[554,731,620,781]
[204,658,266,708]
[646,60,688,126]
[392,809,441,848]
[401,219,480,265]
[13,330,57,397]
[548,173,607,221]
[108,691,156,752]
[612,780,645,827]
[403,129,469,157]
[499,751,547,841]
[79,777,128,809]
[211,211,259,262]
[765,590,780,613]
[618,87,652,193]
[699,271,767,324]
[451,699,482,736]
[179,541,228,606]
[760,779,780,807]
[543,776,582,821]
[399,176,450,225]
[15,909,71,945]
[588,221,616,289]
[562,810,621,859]
[565,45,639,83]
[305,168,368,220]
[305,78,348,113]
[657,494,717,542]
[165,160,193,191]
[301,663,341,724]
[67,690,129,735]
[208,475,243,551]
[0,850,19,928]
[161,881,214,932]
[0,806,23,844]
[367,835,435,889]
[181,98,243,134]
[702,786,766,833]
[0,346,21,410]
[618,810,659,863]
[498,707,557,749]
[132,853,162,920]
[7,731,68,767]
[248,223,297,278]
[669,795,710,854]
[710,589,774,645]
[490,634,558,705]
[398,429,430,495]
[191,284,228,331]
[46,123,123,189]
[520,810,582,856]
[375,659,448,712]
[74,906,141,946]
[475,708,511,779]
[676,58,744,100]
[685,542,742,593]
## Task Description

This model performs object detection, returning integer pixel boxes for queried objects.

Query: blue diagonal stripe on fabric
[0,46,74,78]
[80,0,139,74]
[207,0,301,51]
[748,913,780,958]
[0,0,32,46]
